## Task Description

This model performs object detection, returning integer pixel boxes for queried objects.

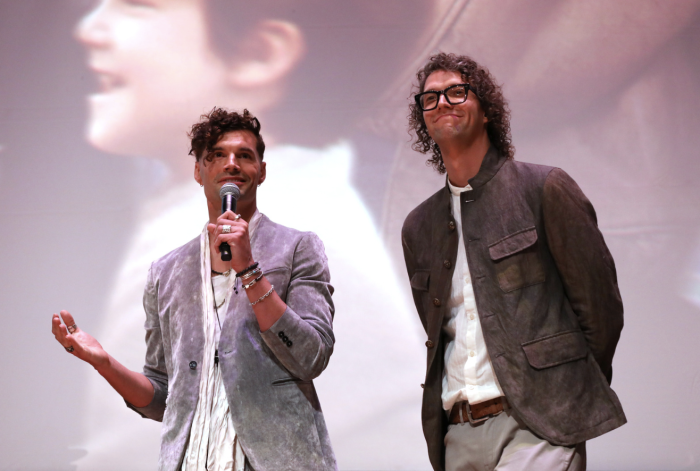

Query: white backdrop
[1,1,700,470]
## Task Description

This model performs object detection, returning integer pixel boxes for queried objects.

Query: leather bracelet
[251,285,274,306]
[236,262,259,278]
[243,273,264,290]
[241,267,261,281]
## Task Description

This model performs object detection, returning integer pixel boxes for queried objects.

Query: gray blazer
[128,215,337,471]
[402,148,626,471]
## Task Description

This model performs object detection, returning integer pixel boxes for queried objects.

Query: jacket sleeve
[260,232,335,381]
[542,168,624,383]
[125,264,169,421]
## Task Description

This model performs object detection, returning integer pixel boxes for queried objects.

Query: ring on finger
[65,346,74,353]
[234,214,241,221]
[222,225,231,233]
[67,324,77,334]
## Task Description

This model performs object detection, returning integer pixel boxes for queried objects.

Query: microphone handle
[219,194,237,261]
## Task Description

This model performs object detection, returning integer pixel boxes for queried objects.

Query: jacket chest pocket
[488,227,545,292]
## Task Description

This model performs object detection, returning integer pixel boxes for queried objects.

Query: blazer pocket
[271,377,312,386]
[522,330,588,369]
[489,227,545,292]
[410,269,430,291]
[410,269,432,317]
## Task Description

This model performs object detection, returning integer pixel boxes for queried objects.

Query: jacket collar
[444,145,506,205]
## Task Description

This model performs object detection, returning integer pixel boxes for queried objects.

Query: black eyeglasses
[414,83,473,111]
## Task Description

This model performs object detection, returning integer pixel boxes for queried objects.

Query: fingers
[60,310,79,335]
[212,213,248,247]
[219,210,241,221]
[52,312,75,353]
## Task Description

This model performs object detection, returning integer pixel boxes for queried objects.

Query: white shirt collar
[447,177,472,197]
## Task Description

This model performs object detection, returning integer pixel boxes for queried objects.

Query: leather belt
[449,397,508,425]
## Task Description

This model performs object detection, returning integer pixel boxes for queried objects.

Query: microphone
[219,183,240,261]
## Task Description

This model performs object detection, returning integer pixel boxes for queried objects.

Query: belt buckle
[465,402,490,425]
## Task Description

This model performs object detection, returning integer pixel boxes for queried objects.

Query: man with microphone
[51,108,337,471]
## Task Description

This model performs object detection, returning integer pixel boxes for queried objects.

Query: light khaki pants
[444,409,586,471]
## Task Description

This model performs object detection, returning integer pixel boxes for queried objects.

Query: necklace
[211,279,223,365]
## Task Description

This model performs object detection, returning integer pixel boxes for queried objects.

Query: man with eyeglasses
[401,52,626,470]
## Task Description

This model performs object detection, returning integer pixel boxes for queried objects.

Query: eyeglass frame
[414,83,475,112]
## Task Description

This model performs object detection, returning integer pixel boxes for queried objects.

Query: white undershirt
[181,210,262,471]
[441,181,504,411]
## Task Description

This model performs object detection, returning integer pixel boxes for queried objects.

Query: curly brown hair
[408,53,514,174]
[189,107,265,162]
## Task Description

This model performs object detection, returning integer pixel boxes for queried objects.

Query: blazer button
[282,335,289,342]
[286,341,293,347]
[425,340,435,348]
[433,298,441,307]
[448,221,456,231]
[421,383,425,389]
[443,260,452,269]
[278,331,285,338]
[189,361,197,370]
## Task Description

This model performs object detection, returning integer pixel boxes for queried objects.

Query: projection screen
[1,1,700,470]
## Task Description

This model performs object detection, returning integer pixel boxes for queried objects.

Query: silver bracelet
[240,267,261,281]
[243,273,264,290]
[251,285,275,306]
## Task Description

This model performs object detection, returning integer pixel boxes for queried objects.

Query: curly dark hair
[189,107,265,162]
[408,53,515,174]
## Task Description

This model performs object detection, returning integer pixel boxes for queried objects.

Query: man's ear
[258,161,267,186]
[194,160,203,186]
[227,20,305,88]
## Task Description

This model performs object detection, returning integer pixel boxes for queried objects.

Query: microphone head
[219,183,240,200]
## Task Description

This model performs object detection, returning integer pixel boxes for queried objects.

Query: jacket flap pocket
[410,270,430,291]
[489,227,538,261]
[522,330,588,369]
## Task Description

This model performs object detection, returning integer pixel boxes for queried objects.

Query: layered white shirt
[181,210,263,471]
[441,180,504,411]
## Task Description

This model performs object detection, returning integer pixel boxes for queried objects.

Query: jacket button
[421,383,425,389]
[278,331,285,338]
[189,361,197,370]
[282,335,289,342]
[287,341,293,347]
[425,340,435,348]
[448,221,456,231]
[433,298,441,307]
[443,260,452,269]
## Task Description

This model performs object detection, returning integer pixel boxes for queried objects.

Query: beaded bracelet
[251,285,275,306]
[236,262,259,278]
[243,273,264,290]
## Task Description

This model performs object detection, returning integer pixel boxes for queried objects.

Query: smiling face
[422,69,488,149]
[76,0,231,159]
[194,130,266,216]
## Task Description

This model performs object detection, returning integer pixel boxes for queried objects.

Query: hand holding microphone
[218,183,240,261]
[209,183,256,272]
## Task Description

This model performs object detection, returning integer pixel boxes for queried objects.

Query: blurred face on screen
[76,0,231,159]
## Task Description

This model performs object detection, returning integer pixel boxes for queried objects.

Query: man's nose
[436,93,452,109]
[223,153,241,170]
[75,1,110,48]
